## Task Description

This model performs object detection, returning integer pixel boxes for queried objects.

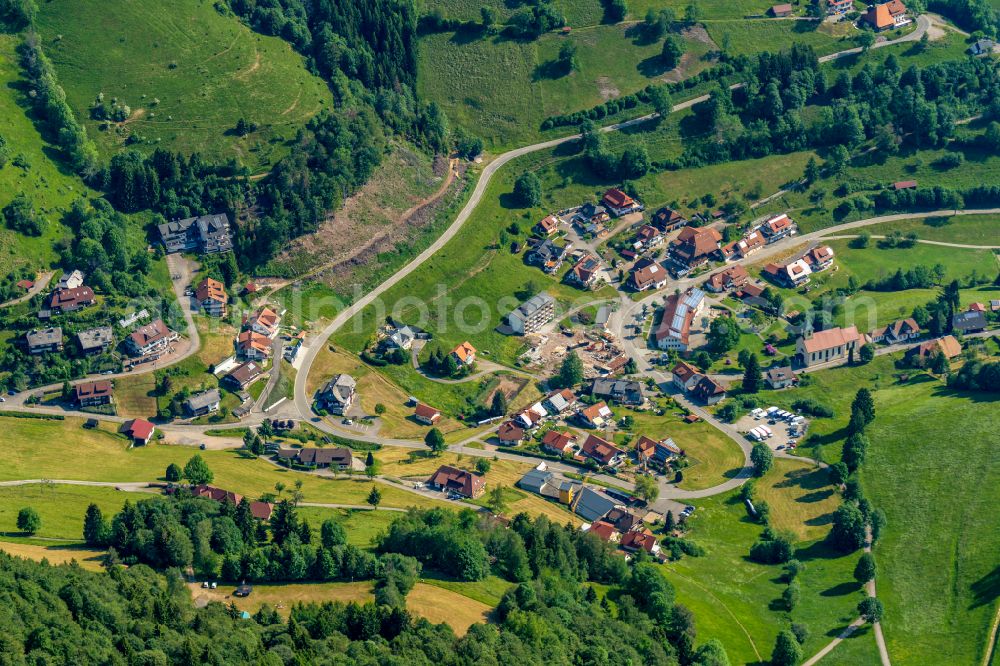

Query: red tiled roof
[621,529,658,553]
[800,326,862,354]
[429,465,484,498]
[588,520,618,542]
[602,188,635,209]
[581,433,624,465]
[196,277,226,304]
[414,403,441,421]
[451,341,477,363]
[123,418,155,441]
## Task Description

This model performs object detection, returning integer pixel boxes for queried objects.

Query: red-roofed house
[451,341,477,366]
[414,403,441,425]
[692,375,726,405]
[633,225,663,250]
[705,264,750,293]
[602,188,642,216]
[428,465,486,498]
[864,0,909,30]
[621,529,660,555]
[122,418,155,445]
[760,214,796,243]
[629,258,669,292]
[237,330,272,361]
[542,430,578,455]
[196,277,227,317]
[805,245,835,271]
[670,227,722,268]
[534,215,560,236]
[245,307,280,338]
[581,433,626,467]
[587,520,621,543]
[671,360,702,392]
[74,380,114,407]
[497,421,525,445]
[578,401,613,429]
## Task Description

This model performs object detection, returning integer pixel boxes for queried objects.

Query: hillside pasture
[35,0,333,171]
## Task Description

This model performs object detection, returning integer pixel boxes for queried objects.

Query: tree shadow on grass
[794,539,845,562]
[970,565,1000,609]
[821,580,863,597]
[637,55,672,78]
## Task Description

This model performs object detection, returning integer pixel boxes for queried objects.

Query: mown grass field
[0,541,106,571]
[671,480,875,665]
[0,484,141,542]
[861,214,1000,246]
[860,376,1000,665]
[705,18,849,58]
[0,35,94,276]
[0,415,452,511]
[35,0,333,172]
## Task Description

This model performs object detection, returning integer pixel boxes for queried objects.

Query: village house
[245,307,280,338]
[542,430,578,456]
[74,380,114,407]
[26,327,63,354]
[870,318,921,344]
[414,403,441,425]
[574,203,611,235]
[602,188,643,216]
[127,319,178,357]
[513,403,548,430]
[578,401,613,428]
[635,435,681,466]
[46,286,95,314]
[543,388,577,414]
[760,214,797,244]
[451,341,477,366]
[765,366,798,390]
[157,213,234,255]
[671,360,702,392]
[796,326,865,367]
[77,326,114,355]
[121,418,155,445]
[633,225,663,251]
[16,278,34,291]
[222,361,264,391]
[57,269,84,290]
[526,239,567,274]
[236,330,271,361]
[906,335,962,364]
[952,309,988,334]
[591,378,644,406]
[734,230,766,258]
[567,253,603,289]
[670,227,722,269]
[654,288,705,351]
[185,389,221,417]
[196,277,227,317]
[497,421,525,445]
[705,264,750,293]
[629,258,669,292]
[581,433,626,467]
[805,245,835,272]
[692,375,726,405]
[621,529,661,556]
[763,258,812,288]
[534,214,560,236]
[428,465,485,499]
[863,0,909,31]
[317,374,356,415]
[827,0,852,12]
[507,292,555,335]
[586,520,621,543]
[386,325,416,350]
[278,447,354,470]
[190,485,273,521]
[651,207,687,232]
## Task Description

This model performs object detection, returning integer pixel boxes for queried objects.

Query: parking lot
[734,407,808,452]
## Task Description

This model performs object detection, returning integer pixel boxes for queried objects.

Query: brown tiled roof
[602,188,635,208]
[451,341,476,363]
[50,286,94,309]
[672,360,700,382]
[74,380,112,402]
[414,403,441,420]
[498,421,525,441]
[801,326,862,354]
[196,277,226,304]
[581,433,624,465]
[429,465,484,498]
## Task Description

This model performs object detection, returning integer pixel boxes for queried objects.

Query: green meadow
[35,0,334,172]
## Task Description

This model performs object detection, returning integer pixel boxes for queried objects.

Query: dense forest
[0,492,736,664]
[0,546,735,665]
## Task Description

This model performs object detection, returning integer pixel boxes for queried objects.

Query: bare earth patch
[597,76,620,100]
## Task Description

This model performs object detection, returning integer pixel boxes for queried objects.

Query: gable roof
[672,226,722,260]
[429,465,484,497]
[571,253,602,283]
[800,326,862,354]
[706,264,749,290]
[74,380,113,402]
[414,403,440,420]
[196,277,226,304]
[542,430,577,452]
[581,433,625,465]
[122,418,155,441]
[536,215,560,233]
[602,188,635,208]
[621,529,658,553]
[451,341,477,363]
[49,286,95,309]
[237,330,271,354]
[692,375,726,400]
[672,360,700,383]
[129,319,172,349]
[765,366,797,383]
[580,401,612,423]
[498,421,525,441]
[630,259,667,289]
[587,520,619,542]
[574,487,617,522]
[225,361,263,386]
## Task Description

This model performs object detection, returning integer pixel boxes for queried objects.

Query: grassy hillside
[862,376,1000,665]
[418,24,715,148]
[0,35,93,276]
[34,0,334,172]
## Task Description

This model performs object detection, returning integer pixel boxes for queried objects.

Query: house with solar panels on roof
[653,288,705,351]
